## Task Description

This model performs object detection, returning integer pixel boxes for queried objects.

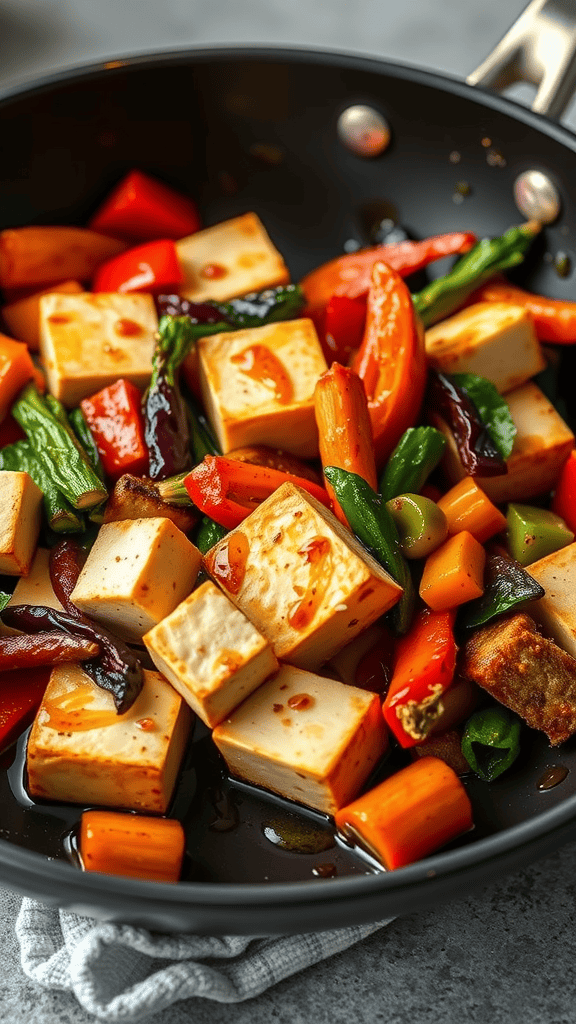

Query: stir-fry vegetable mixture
[1,168,576,882]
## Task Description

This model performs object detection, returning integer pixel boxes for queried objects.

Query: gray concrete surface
[0,0,575,1021]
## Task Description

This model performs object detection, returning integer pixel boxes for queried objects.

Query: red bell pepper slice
[0,413,25,448]
[552,449,576,531]
[92,239,184,294]
[383,608,457,748]
[352,261,428,468]
[184,456,332,529]
[301,231,476,315]
[317,294,367,365]
[80,379,148,481]
[89,169,201,242]
[0,665,50,754]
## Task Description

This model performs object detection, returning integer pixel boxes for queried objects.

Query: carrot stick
[419,530,486,612]
[0,332,37,419]
[2,280,84,350]
[79,810,185,882]
[437,476,507,543]
[334,756,473,869]
[314,363,378,525]
[0,227,126,290]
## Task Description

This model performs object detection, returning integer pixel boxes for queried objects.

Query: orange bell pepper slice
[352,262,427,468]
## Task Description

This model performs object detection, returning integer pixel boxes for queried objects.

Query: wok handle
[467,0,576,120]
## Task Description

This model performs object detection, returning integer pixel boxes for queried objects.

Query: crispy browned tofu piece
[103,474,197,534]
[461,612,576,745]
[410,729,470,776]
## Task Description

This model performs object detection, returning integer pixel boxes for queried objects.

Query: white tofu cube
[425,302,546,393]
[198,318,328,458]
[70,517,202,642]
[9,547,63,610]
[204,482,402,670]
[176,212,289,303]
[143,580,278,728]
[27,664,192,812]
[433,382,575,503]
[528,542,576,660]
[38,292,158,407]
[0,471,42,575]
[212,663,388,815]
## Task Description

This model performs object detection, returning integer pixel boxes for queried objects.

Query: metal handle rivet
[337,105,391,158]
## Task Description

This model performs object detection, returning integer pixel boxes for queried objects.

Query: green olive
[385,493,448,559]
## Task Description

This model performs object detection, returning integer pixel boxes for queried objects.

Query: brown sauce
[287,693,314,711]
[43,684,120,733]
[231,344,293,404]
[200,262,227,280]
[537,766,568,790]
[288,536,331,631]
[208,532,249,595]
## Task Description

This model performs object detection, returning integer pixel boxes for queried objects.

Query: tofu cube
[27,664,192,812]
[433,382,575,503]
[0,471,42,575]
[425,302,546,393]
[38,292,158,407]
[212,663,388,814]
[204,482,402,670]
[70,517,202,642]
[528,542,576,661]
[176,212,289,303]
[198,318,328,458]
[143,580,278,728]
[9,547,63,610]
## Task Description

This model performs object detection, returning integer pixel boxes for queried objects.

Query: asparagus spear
[11,384,108,510]
[0,439,83,533]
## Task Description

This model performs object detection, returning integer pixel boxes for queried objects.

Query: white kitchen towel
[16,899,390,1022]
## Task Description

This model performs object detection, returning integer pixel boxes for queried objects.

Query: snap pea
[324,466,414,634]
[11,384,107,510]
[379,426,446,501]
[461,705,522,782]
[413,222,539,328]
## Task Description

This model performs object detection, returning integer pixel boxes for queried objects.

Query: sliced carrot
[437,476,507,543]
[314,363,378,526]
[419,530,486,612]
[0,227,126,291]
[0,332,37,419]
[2,280,84,350]
[334,756,473,869]
[79,810,185,883]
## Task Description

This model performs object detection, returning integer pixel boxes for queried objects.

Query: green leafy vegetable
[458,553,545,632]
[379,426,446,501]
[461,705,522,781]
[451,373,516,459]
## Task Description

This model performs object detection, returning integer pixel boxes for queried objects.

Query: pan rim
[2,41,576,918]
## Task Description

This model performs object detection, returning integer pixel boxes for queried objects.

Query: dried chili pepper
[427,371,507,477]
[0,631,99,670]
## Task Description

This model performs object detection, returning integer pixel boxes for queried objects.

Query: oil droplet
[537,765,568,790]
[554,251,572,278]
[343,238,361,253]
[200,263,227,280]
[208,787,240,832]
[487,148,506,168]
[312,862,337,878]
[114,318,142,337]
[136,718,155,732]
[231,344,293,404]
[481,137,492,148]
[287,693,314,711]
[449,150,461,164]
[262,817,335,854]
[453,181,472,205]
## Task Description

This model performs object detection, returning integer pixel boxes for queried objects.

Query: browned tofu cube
[176,212,289,303]
[27,664,192,811]
[204,482,402,671]
[0,471,42,575]
[198,318,328,458]
[460,612,576,745]
[212,663,388,814]
[433,382,574,503]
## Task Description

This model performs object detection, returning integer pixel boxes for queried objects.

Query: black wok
[2,4,576,934]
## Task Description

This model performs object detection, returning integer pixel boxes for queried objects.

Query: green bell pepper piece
[461,705,522,782]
